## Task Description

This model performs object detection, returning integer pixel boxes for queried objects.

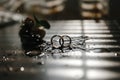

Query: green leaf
[34,15,40,23]
[39,20,50,29]
[34,15,50,29]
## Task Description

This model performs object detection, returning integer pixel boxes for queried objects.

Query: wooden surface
[0,20,120,80]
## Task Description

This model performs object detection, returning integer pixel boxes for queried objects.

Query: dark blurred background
[0,0,120,20]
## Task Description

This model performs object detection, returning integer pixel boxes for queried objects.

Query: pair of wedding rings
[51,35,72,49]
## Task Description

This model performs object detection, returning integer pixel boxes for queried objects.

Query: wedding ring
[51,35,72,49]
[51,35,64,49]
[60,35,71,48]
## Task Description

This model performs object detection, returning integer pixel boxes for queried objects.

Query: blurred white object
[24,0,66,15]
[2,0,24,12]
[80,0,109,19]
[0,11,24,23]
